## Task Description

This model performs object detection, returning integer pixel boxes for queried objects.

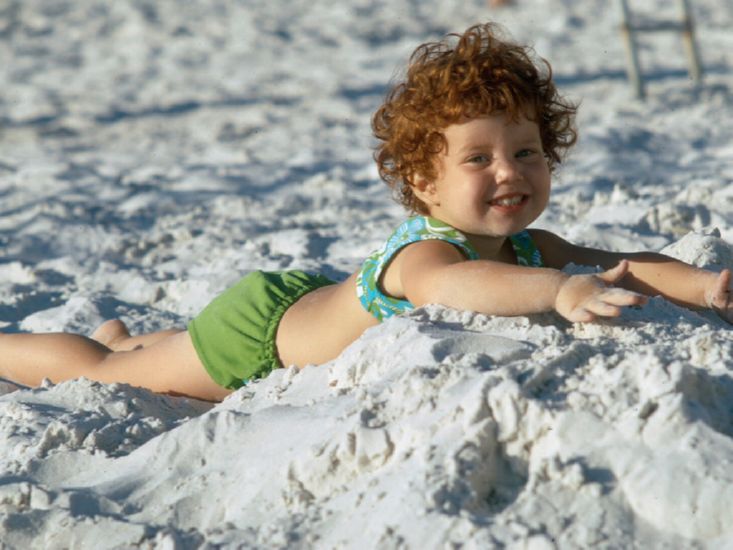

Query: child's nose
[493,156,521,184]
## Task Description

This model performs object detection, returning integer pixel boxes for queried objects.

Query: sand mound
[1,0,732,547]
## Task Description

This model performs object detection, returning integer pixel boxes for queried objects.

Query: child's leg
[90,319,182,351]
[0,331,230,402]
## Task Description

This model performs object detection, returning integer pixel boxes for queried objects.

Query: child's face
[414,112,551,240]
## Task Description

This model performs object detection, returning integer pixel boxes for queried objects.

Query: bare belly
[275,272,378,368]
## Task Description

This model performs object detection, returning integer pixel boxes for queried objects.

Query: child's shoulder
[378,216,478,259]
[525,228,589,269]
[395,215,469,240]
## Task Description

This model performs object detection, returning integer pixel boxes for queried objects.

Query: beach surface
[1,0,733,547]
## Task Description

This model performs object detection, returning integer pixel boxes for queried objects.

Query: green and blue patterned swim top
[356,216,544,321]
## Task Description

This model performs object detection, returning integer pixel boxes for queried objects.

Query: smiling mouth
[489,194,527,207]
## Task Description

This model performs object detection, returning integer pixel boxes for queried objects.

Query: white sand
[1,0,733,547]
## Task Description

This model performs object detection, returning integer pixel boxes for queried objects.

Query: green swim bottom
[188,270,336,389]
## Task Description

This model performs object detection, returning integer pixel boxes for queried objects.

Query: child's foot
[91,319,131,350]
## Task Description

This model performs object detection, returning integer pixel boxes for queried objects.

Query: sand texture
[1,0,733,548]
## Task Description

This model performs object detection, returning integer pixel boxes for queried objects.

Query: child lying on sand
[1,23,730,401]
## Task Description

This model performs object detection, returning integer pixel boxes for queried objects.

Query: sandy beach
[1,0,733,547]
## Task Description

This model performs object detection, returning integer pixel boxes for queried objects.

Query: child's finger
[719,268,732,295]
[587,299,623,318]
[710,269,731,309]
[568,308,595,323]
[602,288,648,306]
[598,260,629,285]
[576,290,647,321]
[713,269,731,310]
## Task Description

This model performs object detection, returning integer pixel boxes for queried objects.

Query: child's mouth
[489,194,527,209]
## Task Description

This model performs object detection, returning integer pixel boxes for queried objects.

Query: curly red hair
[372,23,578,214]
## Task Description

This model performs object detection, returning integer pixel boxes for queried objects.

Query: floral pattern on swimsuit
[356,216,545,321]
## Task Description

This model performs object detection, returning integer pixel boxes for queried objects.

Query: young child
[1,23,730,402]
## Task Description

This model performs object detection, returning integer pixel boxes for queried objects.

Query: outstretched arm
[531,229,733,323]
[393,239,646,322]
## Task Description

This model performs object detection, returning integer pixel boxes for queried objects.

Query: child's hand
[705,268,732,324]
[554,260,648,323]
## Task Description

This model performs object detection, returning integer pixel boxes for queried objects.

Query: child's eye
[516,149,536,158]
[467,154,490,164]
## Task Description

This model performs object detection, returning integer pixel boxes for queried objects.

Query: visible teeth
[493,195,523,206]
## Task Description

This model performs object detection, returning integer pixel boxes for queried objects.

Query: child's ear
[411,175,440,207]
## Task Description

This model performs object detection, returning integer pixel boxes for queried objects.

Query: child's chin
[485,221,529,236]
